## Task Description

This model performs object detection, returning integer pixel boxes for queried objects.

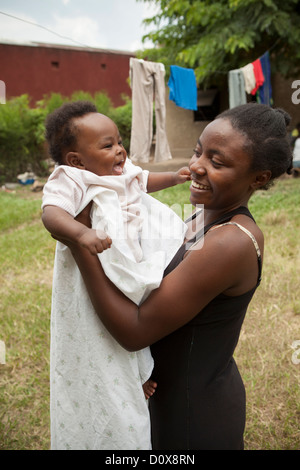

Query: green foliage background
[138,0,300,87]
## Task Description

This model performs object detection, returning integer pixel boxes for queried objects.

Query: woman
[61,103,293,450]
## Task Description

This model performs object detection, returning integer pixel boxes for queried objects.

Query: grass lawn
[0,176,299,450]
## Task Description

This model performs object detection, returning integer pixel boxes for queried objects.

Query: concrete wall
[165,95,208,159]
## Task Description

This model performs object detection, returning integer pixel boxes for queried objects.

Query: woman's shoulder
[231,213,264,252]
[203,213,263,260]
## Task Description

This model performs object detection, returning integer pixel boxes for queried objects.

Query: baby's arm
[146,167,191,193]
[42,205,112,255]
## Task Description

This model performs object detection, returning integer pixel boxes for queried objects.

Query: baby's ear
[65,151,85,169]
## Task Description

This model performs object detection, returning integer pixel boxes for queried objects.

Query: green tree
[138,0,300,87]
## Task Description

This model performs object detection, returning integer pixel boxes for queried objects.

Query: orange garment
[251,59,265,95]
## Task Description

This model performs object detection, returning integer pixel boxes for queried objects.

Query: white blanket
[45,162,187,449]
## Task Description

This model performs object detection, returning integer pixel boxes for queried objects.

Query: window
[194,89,220,121]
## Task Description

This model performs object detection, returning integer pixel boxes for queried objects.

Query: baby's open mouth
[113,160,125,175]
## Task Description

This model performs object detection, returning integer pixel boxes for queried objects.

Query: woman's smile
[190,179,211,191]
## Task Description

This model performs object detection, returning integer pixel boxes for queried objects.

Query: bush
[0,95,47,183]
[109,96,132,152]
[0,91,132,184]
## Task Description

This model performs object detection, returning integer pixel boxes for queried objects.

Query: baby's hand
[142,379,157,400]
[175,166,191,184]
[78,228,112,255]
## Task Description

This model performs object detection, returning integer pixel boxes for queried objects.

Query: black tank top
[150,206,262,450]
[165,205,262,281]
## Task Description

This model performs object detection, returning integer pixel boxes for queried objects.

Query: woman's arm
[68,222,256,351]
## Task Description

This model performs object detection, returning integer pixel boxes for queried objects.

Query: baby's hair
[218,103,293,189]
[45,101,97,164]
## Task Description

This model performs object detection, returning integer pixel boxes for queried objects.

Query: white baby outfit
[42,160,187,450]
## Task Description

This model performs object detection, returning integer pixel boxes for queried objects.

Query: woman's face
[189,118,258,212]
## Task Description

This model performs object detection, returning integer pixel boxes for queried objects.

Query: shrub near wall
[0,91,132,184]
[109,97,132,153]
[0,95,47,184]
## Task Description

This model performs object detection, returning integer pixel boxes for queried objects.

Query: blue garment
[258,51,273,106]
[168,65,198,111]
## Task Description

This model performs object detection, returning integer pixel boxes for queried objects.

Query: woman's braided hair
[217,103,293,189]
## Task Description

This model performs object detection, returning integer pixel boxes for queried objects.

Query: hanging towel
[258,51,273,106]
[129,58,172,163]
[251,59,265,95]
[168,65,198,111]
[241,63,256,94]
[228,69,247,108]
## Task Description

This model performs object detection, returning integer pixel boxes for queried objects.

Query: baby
[42,101,190,450]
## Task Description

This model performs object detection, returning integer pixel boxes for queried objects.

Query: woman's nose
[189,155,207,175]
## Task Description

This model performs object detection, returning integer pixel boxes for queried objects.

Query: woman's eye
[211,159,223,167]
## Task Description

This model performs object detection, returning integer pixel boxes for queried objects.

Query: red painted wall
[0,42,134,106]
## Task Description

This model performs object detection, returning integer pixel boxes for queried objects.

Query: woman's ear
[65,151,85,169]
[251,170,272,190]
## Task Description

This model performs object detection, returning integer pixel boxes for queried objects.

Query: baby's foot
[143,379,157,400]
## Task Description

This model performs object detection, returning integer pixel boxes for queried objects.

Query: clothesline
[202,38,280,76]
[139,44,275,118]
[228,50,273,108]
[167,45,275,113]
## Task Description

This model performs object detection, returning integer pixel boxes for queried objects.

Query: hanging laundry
[258,51,273,106]
[129,58,172,163]
[228,69,247,108]
[241,63,256,94]
[251,59,265,95]
[168,65,198,111]
[228,50,272,107]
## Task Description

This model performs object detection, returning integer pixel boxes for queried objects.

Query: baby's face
[72,113,127,176]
